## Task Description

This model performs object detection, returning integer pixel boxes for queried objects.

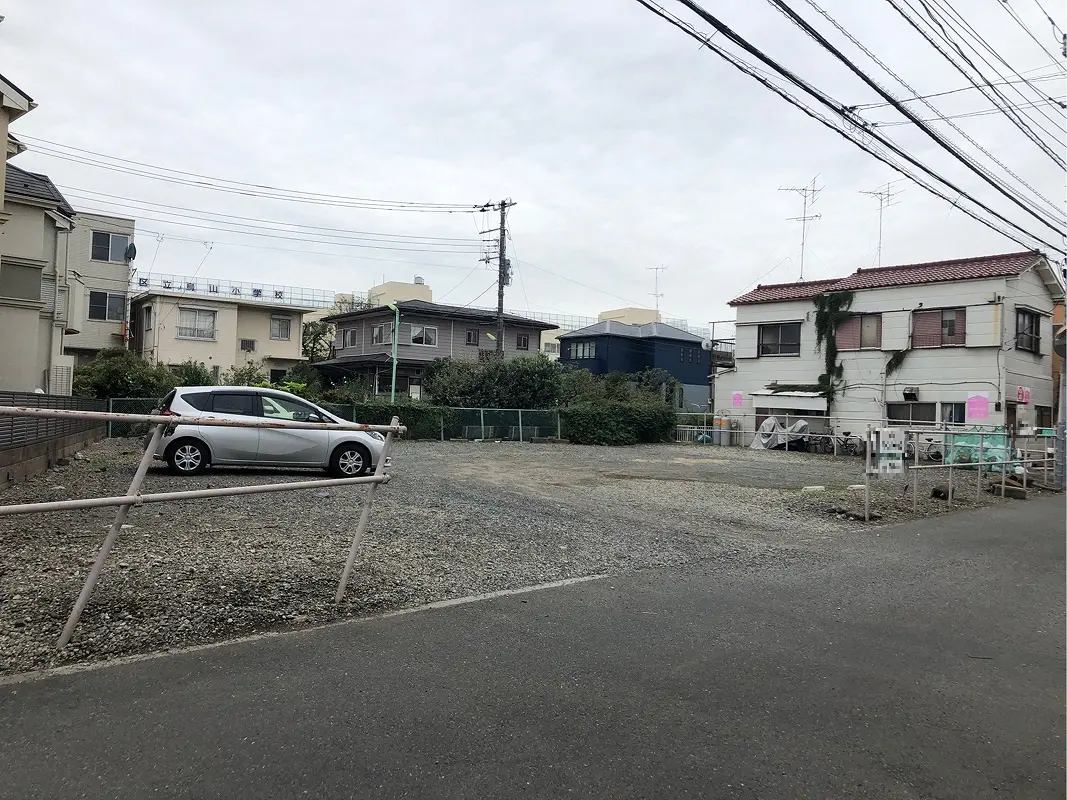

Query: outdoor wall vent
[902,386,919,402]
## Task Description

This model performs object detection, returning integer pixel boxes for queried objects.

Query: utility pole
[647,265,667,315]
[860,180,904,266]
[479,199,515,355]
[779,176,823,282]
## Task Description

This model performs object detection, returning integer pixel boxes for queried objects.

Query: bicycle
[818,430,863,456]
[904,433,944,462]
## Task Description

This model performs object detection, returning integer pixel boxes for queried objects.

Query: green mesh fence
[107,397,165,438]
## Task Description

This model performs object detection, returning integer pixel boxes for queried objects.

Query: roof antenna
[779,175,822,282]
[860,180,904,266]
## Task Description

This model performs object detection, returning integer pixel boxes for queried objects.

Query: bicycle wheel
[818,436,834,455]
[844,437,863,457]
[925,443,944,462]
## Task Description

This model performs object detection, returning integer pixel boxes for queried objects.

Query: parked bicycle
[818,430,864,456]
[905,433,944,462]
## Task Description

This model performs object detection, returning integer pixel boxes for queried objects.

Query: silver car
[148,386,388,477]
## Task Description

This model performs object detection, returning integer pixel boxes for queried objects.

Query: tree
[221,360,265,386]
[72,349,176,400]
[170,359,217,386]
[302,320,333,362]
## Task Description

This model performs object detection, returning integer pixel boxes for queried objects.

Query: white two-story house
[716,251,1064,434]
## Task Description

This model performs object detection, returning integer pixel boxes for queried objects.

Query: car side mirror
[306,413,325,423]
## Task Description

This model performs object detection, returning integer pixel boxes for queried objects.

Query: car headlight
[369,432,385,442]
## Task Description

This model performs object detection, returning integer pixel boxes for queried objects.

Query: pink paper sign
[731,392,744,408]
[1015,385,1031,405]
[966,394,989,420]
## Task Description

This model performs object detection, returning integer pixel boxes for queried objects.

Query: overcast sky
[4,1,1065,329]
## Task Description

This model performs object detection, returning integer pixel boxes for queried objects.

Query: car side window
[183,392,213,411]
[261,395,317,422]
[210,393,256,416]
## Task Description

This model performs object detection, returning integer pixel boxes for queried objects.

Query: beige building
[62,212,137,364]
[0,74,82,393]
[129,274,324,383]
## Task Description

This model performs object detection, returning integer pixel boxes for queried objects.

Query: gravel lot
[0,438,1038,675]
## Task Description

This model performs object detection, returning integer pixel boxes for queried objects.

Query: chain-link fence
[107,398,163,439]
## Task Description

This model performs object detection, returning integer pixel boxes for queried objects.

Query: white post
[480,408,485,440]
[556,411,562,440]
[977,431,985,503]
[58,423,165,648]
[335,416,399,603]
[947,430,954,508]
[912,430,919,512]
[517,409,523,443]
[864,424,872,523]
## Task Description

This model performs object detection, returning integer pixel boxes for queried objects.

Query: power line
[60,186,486,244]
[999,0,1066,67]
[896,0,1067,164]
[870,94,1067,125]
[851,70,1062,109]
[798,0,1064,222]
[635,0,1066,255]
[17,135,487,212]
[766,0,1065,233]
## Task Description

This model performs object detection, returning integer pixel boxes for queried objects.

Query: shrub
[72,349,176,400]
[170,359,216,387]
[561,401,676,446]
[323,401,456,440]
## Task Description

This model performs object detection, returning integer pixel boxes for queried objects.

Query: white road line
[0,574,609,686]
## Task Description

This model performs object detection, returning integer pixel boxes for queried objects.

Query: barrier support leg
[58,423,165,649]
[336,416,398,603]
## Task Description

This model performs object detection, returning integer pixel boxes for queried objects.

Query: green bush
[561,401,676,446]
[323,401,456,440]
[73,349,176,400]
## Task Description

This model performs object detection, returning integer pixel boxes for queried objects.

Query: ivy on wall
[813,290,854,404]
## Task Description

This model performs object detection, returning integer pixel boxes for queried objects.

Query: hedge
[322,402,457,441]
[560,402,676,446]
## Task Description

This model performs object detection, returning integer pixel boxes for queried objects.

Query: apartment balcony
[708,338,735,368]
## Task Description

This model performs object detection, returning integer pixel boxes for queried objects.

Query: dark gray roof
[5,164,74,217]
[325,298,556,330]
[559,319,704,343]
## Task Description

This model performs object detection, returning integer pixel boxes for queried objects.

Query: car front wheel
[329,443,371,478]
[166,439,208,475]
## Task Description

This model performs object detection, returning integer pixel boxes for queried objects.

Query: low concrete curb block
[801,486,826,493]
[987,483,1029,500]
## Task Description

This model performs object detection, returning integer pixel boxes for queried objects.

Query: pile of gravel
[0,439,1028,676]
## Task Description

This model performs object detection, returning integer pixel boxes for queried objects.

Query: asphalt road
[1,498,1063,799]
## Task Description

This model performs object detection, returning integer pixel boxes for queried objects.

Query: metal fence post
[864,425,872,523]
[557,410,562,440]
[440,413,444,442]
[480,408,485,440]
[517,408,523,442]
[336,416,399,603]
[977,432,985,503]
[1000,430,1007,498]
[912,430,919,512]
[107,398,113,439]
[947,431,954,508]
[58,422,165,648]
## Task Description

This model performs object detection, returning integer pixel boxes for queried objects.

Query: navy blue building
[558,321,712,409]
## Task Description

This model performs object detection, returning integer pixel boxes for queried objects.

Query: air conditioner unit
[240,339,256,352]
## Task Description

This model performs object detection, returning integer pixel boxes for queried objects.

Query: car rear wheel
[166,439,208,475]
[329,443,371,478]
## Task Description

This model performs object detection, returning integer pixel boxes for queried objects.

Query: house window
[886,402,937,425]
[91,231,130,263]
[143,306,152,330]
[341,328,358,348]
[572,341,596,359]
[860,315,882,349]
[270,316,292,341]
[1015,309,1041,353]
[177,308,217,340]
[240,339,256,352]
[913,308,966,348]
[543,342,559,355]
[679,348,684,362]
[269,369,288,384]
[1035,405,1053,428]
[88,291,126,322]
[466,329,479,346]
[411,325,439,346]
[371,323,392,345]
[758,322,801,356]
[688,349,693,362]
[516,334,529,351]
[941,402,966,424]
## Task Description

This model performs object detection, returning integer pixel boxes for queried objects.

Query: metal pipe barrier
[0,406,405,649]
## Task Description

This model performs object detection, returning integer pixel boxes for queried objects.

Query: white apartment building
[129,274,328,383]
[717,252,1064,433]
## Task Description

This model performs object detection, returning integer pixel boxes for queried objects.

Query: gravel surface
[0,438,1039,675]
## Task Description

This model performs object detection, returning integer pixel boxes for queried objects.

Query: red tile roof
[729,251,1044,305]
[830,251,1041,292]
[728,278,842,306]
